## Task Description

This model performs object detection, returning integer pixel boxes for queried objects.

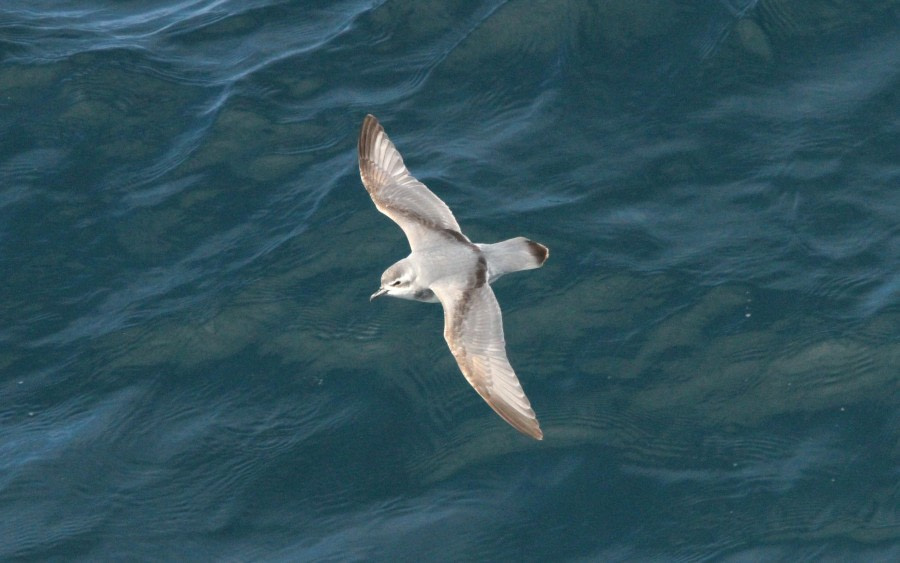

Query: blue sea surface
[2,1,899,560]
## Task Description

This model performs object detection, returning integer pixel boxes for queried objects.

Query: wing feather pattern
[431,282,543,440]
[358,115,467,251]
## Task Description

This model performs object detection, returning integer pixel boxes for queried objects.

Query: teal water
[2,1,899,560]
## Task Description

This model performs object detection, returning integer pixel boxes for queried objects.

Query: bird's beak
[370,287,388,301]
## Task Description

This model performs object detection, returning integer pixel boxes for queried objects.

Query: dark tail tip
[527,240,549,266]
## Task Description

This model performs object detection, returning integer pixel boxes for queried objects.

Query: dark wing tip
[487,398,544,440]
[527,240,550,266]
[358,114,383,164]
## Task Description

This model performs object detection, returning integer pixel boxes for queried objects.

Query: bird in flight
[358,114,548,440]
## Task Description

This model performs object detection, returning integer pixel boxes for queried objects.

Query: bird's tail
[478,237,549,282]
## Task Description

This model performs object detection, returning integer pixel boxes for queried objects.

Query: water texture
[1,0,898,560]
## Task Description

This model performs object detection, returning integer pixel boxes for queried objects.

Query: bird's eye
[390,280,402,287]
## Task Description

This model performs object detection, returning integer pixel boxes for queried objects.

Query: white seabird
[358,114,548,440]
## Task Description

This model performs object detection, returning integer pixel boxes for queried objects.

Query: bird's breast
[412,288,439,302]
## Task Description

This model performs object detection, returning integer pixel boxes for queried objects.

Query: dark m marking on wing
[441,228,470,244]
[474,255,487,288]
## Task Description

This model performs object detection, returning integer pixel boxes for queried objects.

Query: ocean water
[2,0,899,560]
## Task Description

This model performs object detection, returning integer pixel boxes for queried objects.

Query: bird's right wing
[358,114,468,251]
[431,281,543,440]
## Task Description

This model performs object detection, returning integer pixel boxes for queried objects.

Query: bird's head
[371,260,418,301]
